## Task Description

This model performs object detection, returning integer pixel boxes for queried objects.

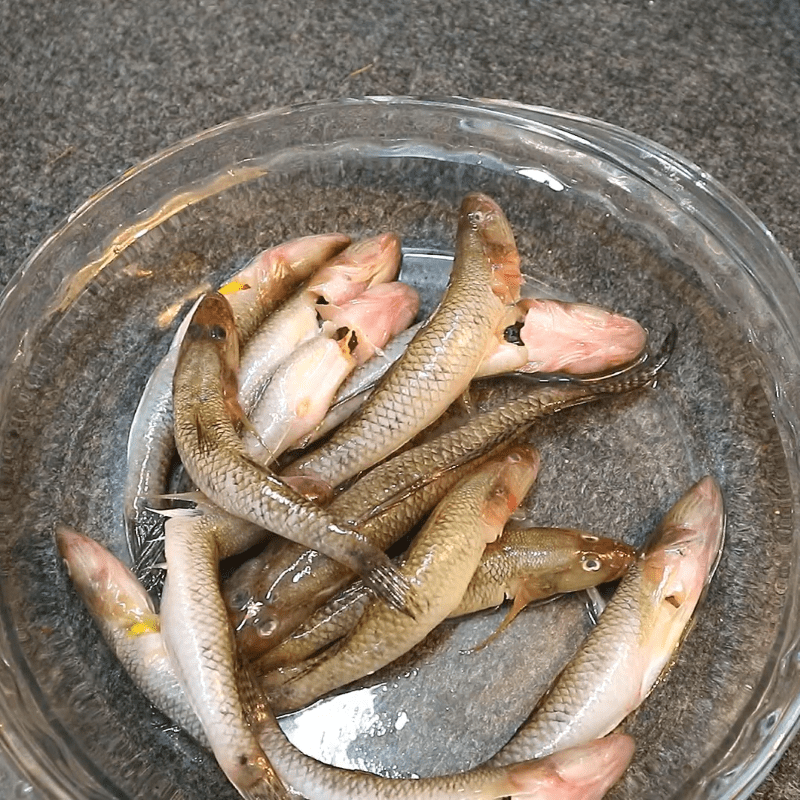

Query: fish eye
[503,321,525,346]
[208,324,227,341]
[582,555,602,572]
[230,589,251,609]
[255,616,278,638]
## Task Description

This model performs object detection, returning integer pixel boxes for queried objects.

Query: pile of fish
[57,193,725,800]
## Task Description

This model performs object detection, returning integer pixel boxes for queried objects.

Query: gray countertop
[2,1,799,797]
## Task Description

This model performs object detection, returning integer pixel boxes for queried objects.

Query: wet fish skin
[243,282,420,466]
[223,232,352,343]
[488,475,725,766]
[255,718,634,800]
[57,529,634,800]
[281,192,523,494]
[298,323,423,448]
[309,297,646,446]
[55,524,212,738]
[228,330,672,661]
[57,524,288,800]
[456,526,636,648]
[263,446,541,714]
[228,433,503,661]
[124,233,349,574]
[160,509,290,800]
[254,526,634,671]
[251,581,372,673]
[172,291,415,615]
[244,335,357,467]
[237,233,402,413]
[124,296,203,572]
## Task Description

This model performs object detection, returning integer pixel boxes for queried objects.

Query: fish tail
[233,769,290,800]
[361,555,421,619]
[649,323,678,376]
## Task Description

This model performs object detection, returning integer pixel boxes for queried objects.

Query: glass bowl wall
[0,97,799,800]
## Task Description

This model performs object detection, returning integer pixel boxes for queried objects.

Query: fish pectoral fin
[466,590,533,653]
[236,408,265,445]
[227,757,289,800]
[192,412,217,458]
[452,386,477,416]
[280,473,334,504]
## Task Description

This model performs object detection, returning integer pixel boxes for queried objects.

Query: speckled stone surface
[2,1,800,798]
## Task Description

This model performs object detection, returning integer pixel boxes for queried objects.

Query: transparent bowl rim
[1,94,798,800]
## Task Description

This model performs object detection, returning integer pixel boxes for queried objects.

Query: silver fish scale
[489,562,645,766]
[267,455,532,714]
[161,515,289,799]
[283,222,507,489]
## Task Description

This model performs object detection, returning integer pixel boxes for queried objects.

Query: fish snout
[483,446,541,530]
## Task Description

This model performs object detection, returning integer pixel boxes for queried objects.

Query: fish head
[481,446,541,534]
[545,529,637,595]
[179,291,247,426]
[309,232,402,305]
[181,291,241,376]
[317,281,421,363]
[517,298,648,376]
[460,192,523,305]
[56,525,160,638]
[637,475,725,691]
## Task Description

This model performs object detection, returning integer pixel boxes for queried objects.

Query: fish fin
[234,404,272,455]
[353,445,493,525]
[467,590,536,653]
[361,556,421,620]
[192,412,217,459]
[451,386,477,416]
[329,377,377,413]
[584,585,608,623]
[281,473,334,504]
[156,490,206,502]
[233,661,295,800]
[147,506,200,519]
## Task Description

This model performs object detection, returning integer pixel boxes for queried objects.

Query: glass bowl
[1,96,799,800]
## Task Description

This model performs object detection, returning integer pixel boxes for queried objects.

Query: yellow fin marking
[219,279,251,296]
[128,619,160,637]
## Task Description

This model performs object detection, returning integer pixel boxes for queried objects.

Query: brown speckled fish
[263,446,541,714]
[281,192,523,495]
[226,328,673,661]
[456,526,636,649]
[488,475,725,766]
[255,526,635,670]
[172,291,415,615]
